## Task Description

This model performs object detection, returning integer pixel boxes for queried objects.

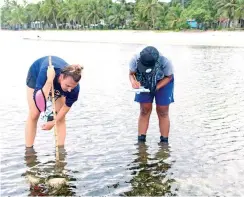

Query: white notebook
[132,86,150,94]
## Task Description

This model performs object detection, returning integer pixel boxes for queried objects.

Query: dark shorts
[26,67,37,89]
[135,77,174,106]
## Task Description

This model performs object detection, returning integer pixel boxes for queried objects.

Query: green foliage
[1,0,243,30]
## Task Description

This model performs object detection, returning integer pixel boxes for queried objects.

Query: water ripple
[1,35,244,196]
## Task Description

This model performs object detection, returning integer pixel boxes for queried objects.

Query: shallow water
[1,31,244,196]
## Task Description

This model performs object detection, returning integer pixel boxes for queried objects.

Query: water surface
[1,32,244,196]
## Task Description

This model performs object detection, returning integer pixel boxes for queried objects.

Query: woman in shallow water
[25,55,83,148]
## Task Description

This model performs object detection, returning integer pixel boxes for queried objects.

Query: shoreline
[1,30,244,47]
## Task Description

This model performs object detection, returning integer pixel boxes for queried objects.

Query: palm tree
[39,0,62,29]
[25,3,41,27]
[216,0,239,28]
[84,0,104,28]
[236,0,244,18]
[98,0,113,28]
[9,3,26,28]
[1,0,12,28]
[57,0,82,29]
[108,2,129,28]
[133,11,149,29]
[138,0,162,29]
[155,2,169,29]
[166,3,184,29]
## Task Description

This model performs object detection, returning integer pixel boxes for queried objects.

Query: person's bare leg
[55,97,66,146]
[25,87,40,147]
[138,103,152,137]
[156,105,170,142]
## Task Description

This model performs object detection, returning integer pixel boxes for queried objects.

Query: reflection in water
[23,147,76,196]
[124,143,176,196]
[1,35,243,196]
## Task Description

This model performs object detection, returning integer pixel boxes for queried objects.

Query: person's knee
[156,107,169,118]
[29,111,40,121]
[57,117,66,125]
[140,105,152,117]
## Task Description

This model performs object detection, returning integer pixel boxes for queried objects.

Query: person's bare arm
[129,70,141,89]
[41,104,70,130]
[156,75,173,90]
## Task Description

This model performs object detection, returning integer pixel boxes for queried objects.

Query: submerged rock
[47,178,67,188]
[27,174,40,185]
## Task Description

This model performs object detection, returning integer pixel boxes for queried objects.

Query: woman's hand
[41,121,55,130]
[47,66,55,82]
[131,79,141,89]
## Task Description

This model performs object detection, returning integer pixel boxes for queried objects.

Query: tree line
[1,0,244,30]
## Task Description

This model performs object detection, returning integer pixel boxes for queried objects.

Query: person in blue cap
[25,56,83,148]
[129,46,174,143]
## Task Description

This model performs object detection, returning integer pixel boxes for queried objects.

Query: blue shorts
[26,66,37,89]
[135,77,174,106]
